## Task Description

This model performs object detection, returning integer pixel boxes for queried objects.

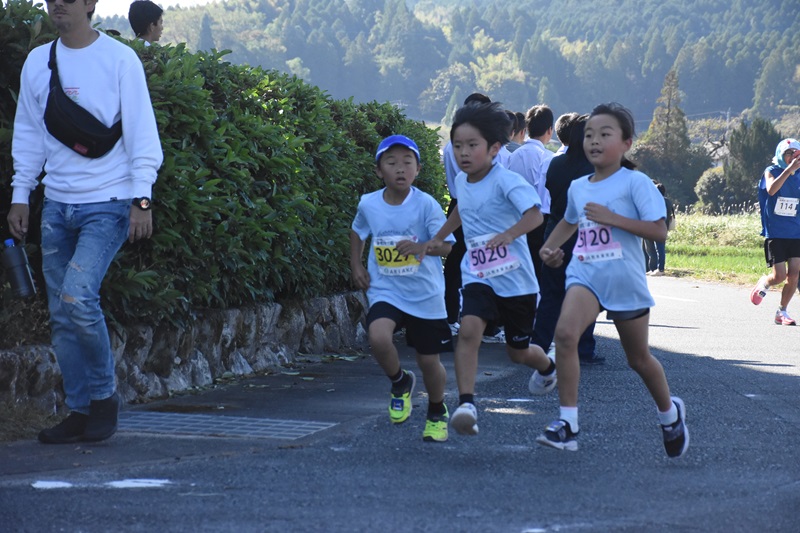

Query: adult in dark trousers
[6,0,163,443]
[645,182,674,277]
[443,92,504,343]
[530,114,602,364]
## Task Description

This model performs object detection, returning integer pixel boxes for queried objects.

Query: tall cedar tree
[631,69,710,206]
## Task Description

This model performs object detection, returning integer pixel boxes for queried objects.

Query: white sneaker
[450,402,479,436]
[449,322,460,336]
[529,348,557,395]
[482,328,506,344]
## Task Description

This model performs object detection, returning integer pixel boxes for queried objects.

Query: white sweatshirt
[11,32,163,205]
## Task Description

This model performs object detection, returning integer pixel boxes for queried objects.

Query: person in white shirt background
[129,0,164,45]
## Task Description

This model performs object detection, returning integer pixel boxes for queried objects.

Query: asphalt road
[0,276,798,532]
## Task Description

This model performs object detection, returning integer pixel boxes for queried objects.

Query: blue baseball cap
[375,134,420,163]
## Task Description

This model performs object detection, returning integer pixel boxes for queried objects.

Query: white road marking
[31,478,172,490]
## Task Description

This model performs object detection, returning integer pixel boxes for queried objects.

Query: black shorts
[460,283,536,349]
[366,302,453,355]
[571,283,650,322]
[764,238,800,266]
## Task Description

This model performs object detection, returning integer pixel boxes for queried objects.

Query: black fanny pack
[43,39,122,158]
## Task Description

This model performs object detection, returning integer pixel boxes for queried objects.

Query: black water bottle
[2,239,36,298]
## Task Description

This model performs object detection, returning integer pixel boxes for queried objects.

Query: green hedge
[0,1,446,343]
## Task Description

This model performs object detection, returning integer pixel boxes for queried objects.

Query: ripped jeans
[41,199,130,413]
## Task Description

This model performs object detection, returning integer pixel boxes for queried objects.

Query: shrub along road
[0,276,797,532]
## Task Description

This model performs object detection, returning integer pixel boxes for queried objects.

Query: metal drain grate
[120,412,336,440]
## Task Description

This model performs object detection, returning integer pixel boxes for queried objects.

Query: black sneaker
[662,397,689,458]
[536,419,579,451]
[82,392,121,442]
[38,412,89,444]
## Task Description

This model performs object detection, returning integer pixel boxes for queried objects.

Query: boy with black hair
[351,135,455,442]
[442,92,506,344]
[424,103,557,437]
[554,112,580,155]
[129,0,164,44]
[508,104,556,281]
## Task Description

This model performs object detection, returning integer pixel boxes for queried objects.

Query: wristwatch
[132,197,152,211]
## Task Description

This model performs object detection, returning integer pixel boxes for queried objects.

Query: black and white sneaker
[662,397,689,458]
[536,419,578,451]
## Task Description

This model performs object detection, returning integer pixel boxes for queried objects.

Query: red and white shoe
[750,276,769,305]
[775,309,796,326]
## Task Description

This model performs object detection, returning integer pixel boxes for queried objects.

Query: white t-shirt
[351,187,454,319]
[455,164,540,297]
[564,167,666,310]
[508,139,555,214]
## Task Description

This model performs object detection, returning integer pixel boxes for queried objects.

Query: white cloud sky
[96,0,219,18]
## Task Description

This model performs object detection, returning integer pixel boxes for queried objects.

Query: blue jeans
[532,218,596,359]
[41,199,130,413]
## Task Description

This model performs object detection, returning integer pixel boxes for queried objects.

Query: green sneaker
[389,370,416,424]
[423,405,449,442]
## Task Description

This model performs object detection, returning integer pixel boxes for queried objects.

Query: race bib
[466,232,520,279]
[573,218,623,263]
[373,235,420,276]
[774,197,798,217]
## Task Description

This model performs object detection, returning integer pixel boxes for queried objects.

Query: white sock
[559,406,579,433]
[658,402,678,426]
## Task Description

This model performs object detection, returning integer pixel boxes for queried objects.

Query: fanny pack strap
[48,39,61,92]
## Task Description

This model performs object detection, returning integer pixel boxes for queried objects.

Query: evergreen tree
[724,117,783,208]
[632,69,710,206]
[197,13,215,51]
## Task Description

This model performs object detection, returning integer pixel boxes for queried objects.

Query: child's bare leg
[506,343,550,371]
[454,314,485,395]
[615,313,672,411]
[780,258,800,308]
[769,262,787,286]
[416,353,446,404]
[368,318,401,377]
[554,286,600,408]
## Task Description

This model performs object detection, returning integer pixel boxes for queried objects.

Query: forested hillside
[100,0,798,129]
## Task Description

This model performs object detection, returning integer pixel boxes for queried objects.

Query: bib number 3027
[466,233,520,278]
[373,235,420,276]
[573,218,623,263]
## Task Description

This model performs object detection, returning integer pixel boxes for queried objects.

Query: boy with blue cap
[350,135,455,442]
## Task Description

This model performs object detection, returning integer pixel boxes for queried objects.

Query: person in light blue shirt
[351,135,454,443]
[537,103,688,459]
[425,102,558,438]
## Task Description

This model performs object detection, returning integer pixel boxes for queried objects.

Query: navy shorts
[764,238,800,266]
[366,302,453,355]
[460,283,536,349]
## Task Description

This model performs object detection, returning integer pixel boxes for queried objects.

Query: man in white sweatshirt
[6,0,163,444]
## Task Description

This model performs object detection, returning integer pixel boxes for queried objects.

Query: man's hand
[7,203,29,240]
[129,207,153,243]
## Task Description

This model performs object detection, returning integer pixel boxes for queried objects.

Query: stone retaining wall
[0,291,369,414]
